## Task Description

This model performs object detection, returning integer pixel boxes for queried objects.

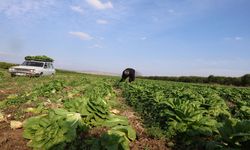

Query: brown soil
[0,121,30,150]
[85,126,110,138]
[2,106,19,120]
[226,100,237,108]
[0,83,31,149]
[114,89,169,150]
[131,138,167,150]
[0,89,15,101]
[0,104,35,150]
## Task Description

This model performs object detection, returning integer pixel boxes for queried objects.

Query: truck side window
[48,63,51,68]
[44,63,48,68]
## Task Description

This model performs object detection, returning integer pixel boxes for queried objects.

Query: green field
[0,67,250,150]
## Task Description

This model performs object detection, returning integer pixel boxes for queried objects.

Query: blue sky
[0,0,250,76]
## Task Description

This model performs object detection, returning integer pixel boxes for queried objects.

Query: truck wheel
[38,72,43,77]
[11,74,16,77]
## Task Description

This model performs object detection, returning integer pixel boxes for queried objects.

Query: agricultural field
[120,80,250,149]
[0,67,250,150]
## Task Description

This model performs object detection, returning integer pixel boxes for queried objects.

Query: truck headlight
[30,69,35,73]
[9,68,15,72]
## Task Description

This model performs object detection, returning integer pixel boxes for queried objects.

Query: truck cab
[9,60,55,77]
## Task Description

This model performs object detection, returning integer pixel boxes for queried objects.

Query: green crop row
[120,80,250,149]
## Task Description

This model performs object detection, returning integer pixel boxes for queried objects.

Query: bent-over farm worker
[120,68,136,83]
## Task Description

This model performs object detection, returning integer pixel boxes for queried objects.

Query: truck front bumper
[10,72,40,77]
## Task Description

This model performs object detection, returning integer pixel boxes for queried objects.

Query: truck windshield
[22,61,44,67]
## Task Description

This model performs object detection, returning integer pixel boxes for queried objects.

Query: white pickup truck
[9,60,56,77]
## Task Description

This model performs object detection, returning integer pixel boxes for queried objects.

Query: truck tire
[38,72,43,77]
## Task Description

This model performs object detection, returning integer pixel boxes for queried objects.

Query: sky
[0,0,250,76]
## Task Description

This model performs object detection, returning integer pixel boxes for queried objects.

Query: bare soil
[226,100,237,108]
[85,126,110,138]
[0,89,15,101]
[0,121,30,150]
[0,105,34,150]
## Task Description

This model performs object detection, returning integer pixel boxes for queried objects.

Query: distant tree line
[0,62,17,69]
[140,74,250,86]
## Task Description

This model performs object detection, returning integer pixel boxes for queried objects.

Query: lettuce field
[0,68,250,150]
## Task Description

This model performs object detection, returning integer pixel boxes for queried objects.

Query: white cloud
[70,5,84,14]
[89,44,103,48]
[167,9,183,16]
[96,19,108,24]
[69,32,93,40]
[0,0,55,17]
[235,36,243,41]
[168,9,175,14]
[86,0,113,10]
[224,36,243,41]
